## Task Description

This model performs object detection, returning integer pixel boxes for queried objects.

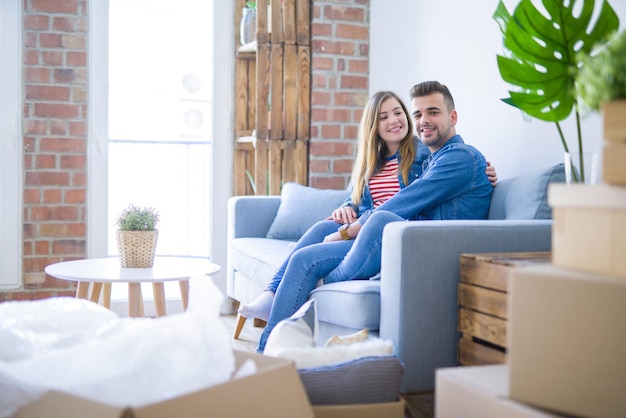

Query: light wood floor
[220,314,435,418]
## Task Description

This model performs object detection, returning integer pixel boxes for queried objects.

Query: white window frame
[87,0,234,298]
[0,0,22,288]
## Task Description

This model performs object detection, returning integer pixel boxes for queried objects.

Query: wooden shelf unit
[457,252,552,366]
[233,0,311,196]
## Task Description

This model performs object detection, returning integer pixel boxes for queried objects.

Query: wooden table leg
[179,280,190,311]
[76,282,89,299]
[233,313,247,340]
[153,282,166,317]
[102,283,112,309]
[128,283,142,318]
[89,282,103,303]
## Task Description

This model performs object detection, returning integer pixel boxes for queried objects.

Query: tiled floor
[220,314,435,418]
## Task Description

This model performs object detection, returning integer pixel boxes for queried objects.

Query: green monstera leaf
[494,0,619,123]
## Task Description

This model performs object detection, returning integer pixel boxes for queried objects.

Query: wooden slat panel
[255,139,269,195]
[257,0,269,44]
[296,45,310,141]
[235,59,249,131]
[282,140,296,184]
[256,42,270,139]
[247,59,257,130]
[271,0,284,44]
[234,150,246,196]
[269,140,282,195]
[459,252,552,291]
[458,308,506,348]
[295,139,308,185]
[284,44,297,141]
[270,43,284,141]
[458,283,508,319]
[296,0,310,46]
[458,337,506,366]
[234,0,244,46]
[283,0,296,44]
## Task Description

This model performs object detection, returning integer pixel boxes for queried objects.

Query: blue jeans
[258,211,405,352]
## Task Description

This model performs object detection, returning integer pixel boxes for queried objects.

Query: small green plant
[115,205,159,231]
[245,1,256,9]
[577,30,626,112]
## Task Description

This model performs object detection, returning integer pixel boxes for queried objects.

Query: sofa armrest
[379,219,553,393]
[227,195,281,239]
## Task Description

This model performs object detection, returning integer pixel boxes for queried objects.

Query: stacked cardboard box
[504,181,626,417]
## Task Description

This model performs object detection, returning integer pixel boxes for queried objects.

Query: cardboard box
[549,183,626,278]
[436,365,562,417]
[312,399,405,418]
[603,140,626,185]
[508,265,626,418]
[14,350,315,418]
[602,100,626,143]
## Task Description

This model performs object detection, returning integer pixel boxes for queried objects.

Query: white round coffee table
[45,256,220,318]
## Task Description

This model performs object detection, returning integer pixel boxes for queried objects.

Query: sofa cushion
[266,182,350,241]
[230,238,293,289]
[488,163,565,220]
[310,280,381,330]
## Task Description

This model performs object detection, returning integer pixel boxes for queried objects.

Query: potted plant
[115,204,160,268]
[577,29,626,184]
[493,0,620,182]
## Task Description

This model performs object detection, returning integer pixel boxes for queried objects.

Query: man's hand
[327,206,358,224]
[486,161,498,186]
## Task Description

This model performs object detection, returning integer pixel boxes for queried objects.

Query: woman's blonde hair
[350,91,415,206]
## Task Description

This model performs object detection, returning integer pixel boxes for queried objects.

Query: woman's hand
[327,206,358,224]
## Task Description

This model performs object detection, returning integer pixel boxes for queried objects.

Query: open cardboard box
[13,350,315,418]
[312,399,406,418]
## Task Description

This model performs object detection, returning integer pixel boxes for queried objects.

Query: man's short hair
[409,80,455,111]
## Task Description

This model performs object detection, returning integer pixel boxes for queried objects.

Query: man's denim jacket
[356,135,493,223]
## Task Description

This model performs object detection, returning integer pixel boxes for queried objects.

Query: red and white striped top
[369,156,400,207]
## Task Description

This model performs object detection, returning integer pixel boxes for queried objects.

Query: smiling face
[377,97,410,156]
[411,92,457,152]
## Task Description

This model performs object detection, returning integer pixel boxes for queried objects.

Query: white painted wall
[370,0,626,180]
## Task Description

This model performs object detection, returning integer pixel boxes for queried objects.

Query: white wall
[211,0,235,305]
[370,0,626,180]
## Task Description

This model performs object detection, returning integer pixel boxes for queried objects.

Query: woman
[240,90,494,352]
[239,90,422,318]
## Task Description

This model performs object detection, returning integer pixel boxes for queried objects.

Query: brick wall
[0,0,88,302]
[1,0,369,301]
[309,0,370,189]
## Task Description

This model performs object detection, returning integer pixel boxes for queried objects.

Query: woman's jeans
[257,210,405,352]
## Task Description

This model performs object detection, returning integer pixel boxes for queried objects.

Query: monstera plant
[493,0,620,177]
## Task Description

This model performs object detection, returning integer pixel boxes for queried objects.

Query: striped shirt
[369,156,400,207]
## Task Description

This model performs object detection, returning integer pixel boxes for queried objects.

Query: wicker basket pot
[116,230,159,268]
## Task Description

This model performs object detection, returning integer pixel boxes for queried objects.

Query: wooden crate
[458,252,552,366]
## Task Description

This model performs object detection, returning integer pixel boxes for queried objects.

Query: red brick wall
[309,0,370,189]
[0,0,88,302]
[1,0,369,301]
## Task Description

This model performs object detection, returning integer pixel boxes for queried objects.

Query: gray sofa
[227,164,565,394]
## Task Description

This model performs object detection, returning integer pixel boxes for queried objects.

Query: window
[0,0,22,288]
[89,1,234,305]
[89,0,214,259]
